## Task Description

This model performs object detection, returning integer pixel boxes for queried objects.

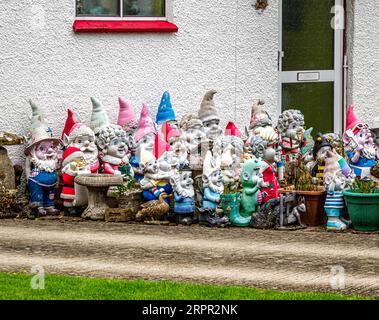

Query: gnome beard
[205,170,224,195]
[30,142,58,173]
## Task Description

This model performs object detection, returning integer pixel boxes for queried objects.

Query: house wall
[346,0,379,128]
[0,0,280,165]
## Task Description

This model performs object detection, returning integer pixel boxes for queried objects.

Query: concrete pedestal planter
[343,191,379,232]
[279,187,326,226]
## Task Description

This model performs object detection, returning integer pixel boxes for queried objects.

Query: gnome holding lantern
[90,98,130,177]
[156,91,178,130]
[198,90,223,142]
[343,105,378,180]
[139,149,173,203]
[323,149,354,231]
[170,167,196,225]
[25,100,60,216]
[199,151,229,227]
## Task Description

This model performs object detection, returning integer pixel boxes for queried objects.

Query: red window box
[73,20,178,33]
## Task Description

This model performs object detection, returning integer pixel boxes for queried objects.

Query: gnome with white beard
[25,100,61,216]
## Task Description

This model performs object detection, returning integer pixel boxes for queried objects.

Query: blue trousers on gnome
[142,184,173,204]
[28,171,58,207]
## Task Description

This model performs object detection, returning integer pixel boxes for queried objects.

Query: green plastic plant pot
[343,191,379,232]
[221,193,241,218]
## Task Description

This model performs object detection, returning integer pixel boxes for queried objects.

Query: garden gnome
[198,90,223,142]
[60,146,91,213]
[249,99,273,132]
[239,159,267,219]
[170,166,196,225]
[62,109,99,174]
[139,149,172,204]
[162,121,188,169]
[25,100,60,216]
[156,91,178,129]
[343,105,378,179]
[180,113,206,170]
[199,151,229,227]
[323,150,354,231]
[117,97,138,151]
[310,133,333,184]
[260,147,280,203]
[90,97,130,176]
[132,104,157,181]
[220,147,240,193]
[223,122,245,161]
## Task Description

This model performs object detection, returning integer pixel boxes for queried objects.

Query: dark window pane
[123,0,165,17]
[282,82,334,136]
[76,0,120,17]
[282,0,334,71]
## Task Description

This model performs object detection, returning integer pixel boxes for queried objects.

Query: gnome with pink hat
[90,97,130,177]
[117,97,138,151]
[25,100,61,216]
[343,105,378,179]
[131,103,157,182]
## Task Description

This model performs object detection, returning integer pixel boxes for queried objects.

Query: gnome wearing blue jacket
[156,91,178,130]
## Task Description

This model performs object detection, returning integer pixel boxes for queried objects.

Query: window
[73,0,177,33]
[76,0,166,19]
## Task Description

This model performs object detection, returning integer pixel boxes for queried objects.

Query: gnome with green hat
[25,100,61,216]
[90,97,130,177]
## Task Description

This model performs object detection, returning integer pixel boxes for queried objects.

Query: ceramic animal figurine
[199,151,229,227]
[170,167,196,225]
[136,192,170,222]
[90,98,130,177]
[198,90,223,142]
[343,105,378,179]
[24,100,60,216]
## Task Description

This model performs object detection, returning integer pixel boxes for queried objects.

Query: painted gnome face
[136,132,155,154]
[355,128,377,159]
[186,123,206,149]
[144,159,159,175]
[198,90,223,141]
[172,171,195,197]
[203,154,224,194]
[241,159,264,187]
[246,135,268,159]
[96,124,128,160]
[31,140,58,171]
[71,132,98,163]
[277,109,305,146]
[203,119,222,141]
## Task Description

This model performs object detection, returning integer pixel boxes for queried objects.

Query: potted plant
[279,162,326,226]
[220,183,241,219]
[343,178,379,232]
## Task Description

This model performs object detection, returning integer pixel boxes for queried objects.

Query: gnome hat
[25,101,60,154]
[179,113,203,131]
[90,97,110,132]
[198,90,220,123]
[250,99,272,129]
[225,121,241,137]
[62,146,84,168]
[162,121,180,143]
[346,105,366,133]
[313,132,332,159]
[62,109,79,140]
[117,97,137,132]
[156,91,176,125]
[139,148,156,167]
[134,103,157,143]
[154,133,171,159]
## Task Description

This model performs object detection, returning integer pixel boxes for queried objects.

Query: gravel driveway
[0,219,378,297]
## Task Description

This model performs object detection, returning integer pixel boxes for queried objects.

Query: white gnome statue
[90,97,130,176]
[198,90,223,142]
[25,100,61,216]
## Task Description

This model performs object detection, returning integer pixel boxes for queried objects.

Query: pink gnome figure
[117,97,138,151]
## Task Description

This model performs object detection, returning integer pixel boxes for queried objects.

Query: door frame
[278,0,344,134]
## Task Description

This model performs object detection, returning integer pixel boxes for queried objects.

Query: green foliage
[0,272,371,300]
[294,162,318,192]
[350,178,379,194]
[117,176,137,196]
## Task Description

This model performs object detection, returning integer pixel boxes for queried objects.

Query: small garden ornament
[25,100,60,216]
[117,97,138,151]
[309,133,333,185]
[343,105,378,180]
[162,121,188,169]
[156,91,178,130]
[170,167,196,225]
[260,147,280,203]
[323,149,354,231]
[198,90,223,142]
[199,151,229,227]
[90,98,130,177]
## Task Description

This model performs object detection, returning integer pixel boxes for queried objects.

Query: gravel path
[0,219,378,297]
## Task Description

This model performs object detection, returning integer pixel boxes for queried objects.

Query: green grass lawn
[0,272,371,300]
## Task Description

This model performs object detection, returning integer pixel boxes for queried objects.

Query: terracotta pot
[279,187,326,226]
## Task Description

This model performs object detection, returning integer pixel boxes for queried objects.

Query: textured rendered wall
[0,0,279,164]
[346,0,379,128]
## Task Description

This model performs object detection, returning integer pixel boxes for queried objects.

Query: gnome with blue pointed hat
[25,100,61,217]
[156,91,178,130]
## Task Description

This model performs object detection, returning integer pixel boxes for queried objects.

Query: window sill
[73,20,178,33]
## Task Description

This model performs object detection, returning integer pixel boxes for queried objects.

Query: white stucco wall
[0,0,279,165]
[346,0,379,128]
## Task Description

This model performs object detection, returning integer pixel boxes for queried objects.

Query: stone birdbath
[75,174,123,221]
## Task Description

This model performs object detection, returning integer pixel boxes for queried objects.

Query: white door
[278,0,344,135]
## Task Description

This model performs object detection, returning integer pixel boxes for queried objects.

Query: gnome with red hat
[343,105,378,179]
[25,100,61,216]
[161,121,188,169]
